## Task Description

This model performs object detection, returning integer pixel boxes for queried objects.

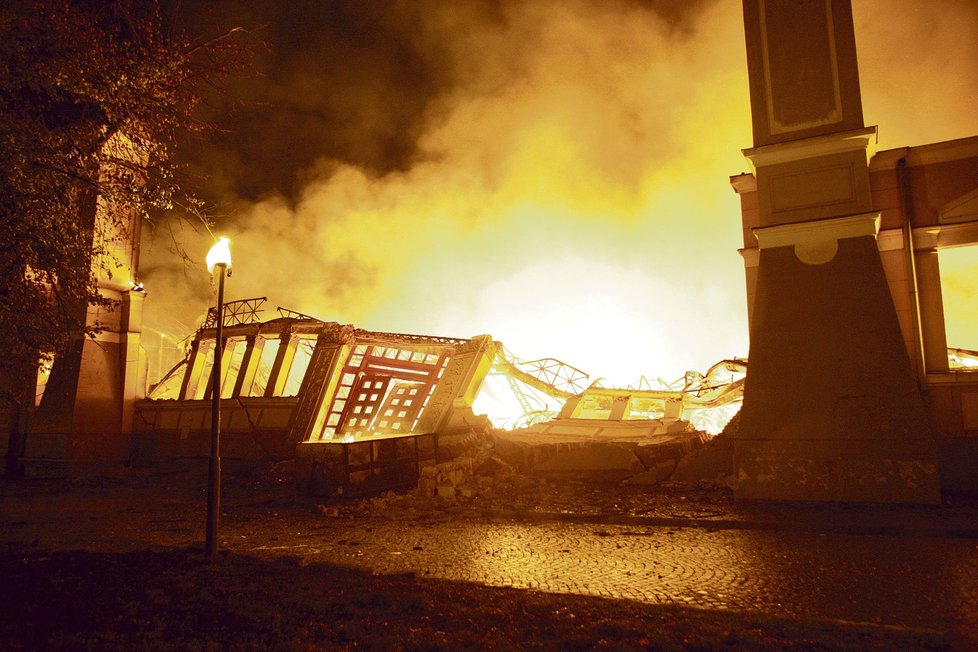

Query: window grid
[313,344,452,440]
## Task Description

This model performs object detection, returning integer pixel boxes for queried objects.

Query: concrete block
[417,477,436,498]
[436,483,456,499]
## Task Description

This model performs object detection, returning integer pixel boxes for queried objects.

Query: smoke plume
[140,0,978,384]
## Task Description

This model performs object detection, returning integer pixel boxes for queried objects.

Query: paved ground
[238,517,978,637]
[3,463,978,647]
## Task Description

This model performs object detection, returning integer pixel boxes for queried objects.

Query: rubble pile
[318,469,732,522]
[316,455,526,520]
[671,412,739,488]
[418,458,475,499]
[315,426,735,521]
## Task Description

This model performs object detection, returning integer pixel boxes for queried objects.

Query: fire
[139,0,978,388]
[199,0,752,384]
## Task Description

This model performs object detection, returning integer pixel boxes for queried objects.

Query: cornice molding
[742,126,878,173]
[730,174,757,194]
[752,212,880,265]
[753,212,880,249]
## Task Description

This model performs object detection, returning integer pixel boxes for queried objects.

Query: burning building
[135,301,491,493]
[131,297,743,494]
[5,1,975,503]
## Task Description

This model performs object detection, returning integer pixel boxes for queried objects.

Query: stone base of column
[735,229,942,504]
[733,437,941,503]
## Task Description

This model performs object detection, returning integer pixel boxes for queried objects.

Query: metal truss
[277,306,324,321]
[494,346,591,399]
[518,357,590,395]
[353,329,471,347]
[203,296,267,329]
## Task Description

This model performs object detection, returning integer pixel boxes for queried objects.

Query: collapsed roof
[136,298,745,460]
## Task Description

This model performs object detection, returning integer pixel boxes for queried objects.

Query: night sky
[172,0,714,205]
[140,0,978,384]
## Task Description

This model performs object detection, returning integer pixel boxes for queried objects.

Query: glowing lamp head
[206,237,232,273]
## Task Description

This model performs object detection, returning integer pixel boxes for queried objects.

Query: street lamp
[205,236,231,558]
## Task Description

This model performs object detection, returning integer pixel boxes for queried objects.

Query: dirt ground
[0,461,959,651]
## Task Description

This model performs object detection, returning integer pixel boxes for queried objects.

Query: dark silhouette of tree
[0,0,251,474]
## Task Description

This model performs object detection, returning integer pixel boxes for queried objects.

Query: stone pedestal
[735,231,940,502]
[25,289,146,472]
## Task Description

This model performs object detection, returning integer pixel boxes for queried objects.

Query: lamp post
[205,236,231,558]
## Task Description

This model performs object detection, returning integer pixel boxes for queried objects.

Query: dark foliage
[0,0,249,378]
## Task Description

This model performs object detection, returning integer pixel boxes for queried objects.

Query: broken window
[220,337,249,398]
[249,335,281,397]
[148,360,186,400]
[191,340,216,400]
[281,335,318,397]
[307,343,449,442]
[339,375,392,435]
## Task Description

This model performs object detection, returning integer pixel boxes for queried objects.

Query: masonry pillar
[22,133,147,474]
[733,0,940,502]
[26,285,147,472]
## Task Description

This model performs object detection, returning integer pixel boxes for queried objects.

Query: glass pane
[148,360,186,400]
[939,246,978,365]
[192,340,216,400]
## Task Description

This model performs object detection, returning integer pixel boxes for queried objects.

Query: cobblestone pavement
[4,472,978,642]
[235,515,978,639]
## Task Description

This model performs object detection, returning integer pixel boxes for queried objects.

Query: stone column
[21,132,150,473]
[733,0,940,502]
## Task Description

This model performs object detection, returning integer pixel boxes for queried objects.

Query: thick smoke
[140,0,978,383]
[854,0,978,149]
[854,0,978,353]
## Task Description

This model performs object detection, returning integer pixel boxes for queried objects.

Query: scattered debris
[312,425,736,521]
